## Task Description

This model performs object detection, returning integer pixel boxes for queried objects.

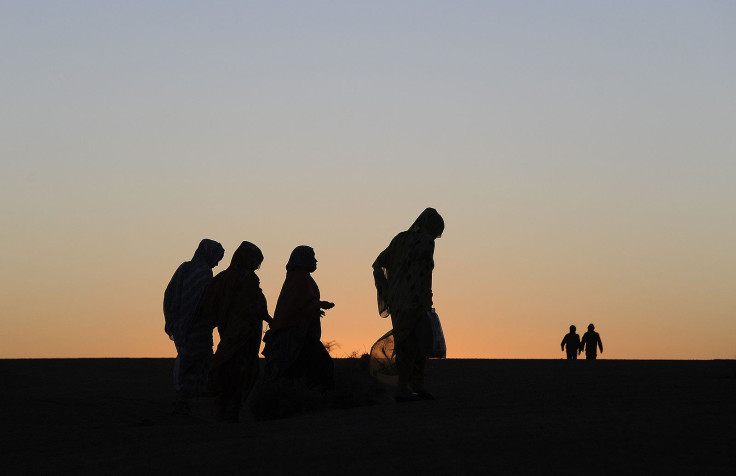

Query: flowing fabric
[200,241,271,420]
[163,239,224,395]
[263,254,333,389]
[372,208,444,385]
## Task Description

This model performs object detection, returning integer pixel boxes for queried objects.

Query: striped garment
[163,239,224,395]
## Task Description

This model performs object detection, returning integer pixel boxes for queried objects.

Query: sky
[1,1,734,359]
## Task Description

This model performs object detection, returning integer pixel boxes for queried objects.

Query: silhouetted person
[199,241,272,422]
[581,323,603,360]
[373,208,444,402]
[561,325,581,360]
[262,246,335,390]
[163,238,224,415]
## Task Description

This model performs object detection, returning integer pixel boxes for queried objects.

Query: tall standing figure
[373,207,444,401]
[163,238,225,415]
[200,241,272,422]
[262,245,335,390]
[561,325,581,360]
[581,323,604,360]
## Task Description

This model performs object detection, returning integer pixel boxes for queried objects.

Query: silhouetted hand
[320,301,335,310]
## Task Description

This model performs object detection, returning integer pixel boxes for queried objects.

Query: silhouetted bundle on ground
[369,330,398,385]
[250,355,392,420]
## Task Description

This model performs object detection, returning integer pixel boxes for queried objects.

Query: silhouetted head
[570,325,576,332]
[286,245,317,272]
[230,241,263,270]
[410,207,445,239]
[588,323,595,330]
[192,239,225,268]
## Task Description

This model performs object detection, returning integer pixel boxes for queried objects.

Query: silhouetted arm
[373,248,391,317]
[163,266,182,338]
[560,335,566,351]
[598,336,603,353]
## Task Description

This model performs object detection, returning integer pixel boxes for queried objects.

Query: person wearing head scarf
[199,241,272,422]
[262,245,335,390]
[373,208,444,401]
[580,323,603,360]
[163,238,225,414]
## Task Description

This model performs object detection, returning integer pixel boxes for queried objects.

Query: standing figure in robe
[263,245,335,391]
[201,241,272,422]
[164,238,224,415]
[373,208,444,401]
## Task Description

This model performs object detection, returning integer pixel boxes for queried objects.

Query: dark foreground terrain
[1,358,734,475]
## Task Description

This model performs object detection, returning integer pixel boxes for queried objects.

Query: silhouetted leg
[392,309,427,400]
[214,352,248,423]
[395,336,419,398]
[174,347,209,415]
[411,312,434,396]
[172,354,189,415]
[241,356,260,402]
[397,330,432,399]
[410,356,432,398]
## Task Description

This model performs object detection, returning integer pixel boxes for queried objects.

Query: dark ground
[1,358,734,475]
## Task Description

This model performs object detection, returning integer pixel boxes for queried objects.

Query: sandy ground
[1,358,734,475]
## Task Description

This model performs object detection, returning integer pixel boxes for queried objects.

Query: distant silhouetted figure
[200,241,272,422]
[163,238,225,415]
[581,323,603,360]
[561,325,581,360]
[373,208,444,402]
[262,246,335,390]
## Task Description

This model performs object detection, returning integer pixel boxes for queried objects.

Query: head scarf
[200,241,268,331]
[286,245,317,272]
[230,241,264,270]
[192,239,225,268]
[409,208,445,239]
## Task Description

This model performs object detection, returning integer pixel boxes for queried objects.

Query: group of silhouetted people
[561,324,603,360]
[163,208,444,421]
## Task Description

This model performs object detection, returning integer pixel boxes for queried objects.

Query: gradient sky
[1,1,734,359]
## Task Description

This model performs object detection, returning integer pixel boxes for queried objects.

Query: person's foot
[395,382,420,402]
[395,392,420,403]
